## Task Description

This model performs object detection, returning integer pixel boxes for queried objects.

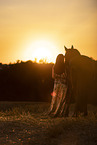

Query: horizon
[0,59,54,65]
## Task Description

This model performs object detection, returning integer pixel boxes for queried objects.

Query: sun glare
[24,39,57,63]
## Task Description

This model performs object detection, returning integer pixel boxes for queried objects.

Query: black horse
[64,45,97,116]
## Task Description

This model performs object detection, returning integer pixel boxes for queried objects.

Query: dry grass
[0,101,97,145]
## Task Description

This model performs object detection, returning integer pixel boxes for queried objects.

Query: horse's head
[64,45,80,64]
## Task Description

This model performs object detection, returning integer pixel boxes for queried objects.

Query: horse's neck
[70,53,80,62]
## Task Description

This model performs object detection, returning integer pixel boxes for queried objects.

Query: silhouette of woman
[48,54,68,117]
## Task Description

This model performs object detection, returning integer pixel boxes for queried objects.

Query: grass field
[0,101,97,145]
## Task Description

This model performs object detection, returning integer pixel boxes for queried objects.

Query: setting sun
[23,39,58,63]
[32,40,53,62]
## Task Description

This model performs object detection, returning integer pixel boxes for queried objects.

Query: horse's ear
[64,46,67,51]
[71,45,74,49]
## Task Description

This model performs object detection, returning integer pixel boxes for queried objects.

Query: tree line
[0,61,54,102]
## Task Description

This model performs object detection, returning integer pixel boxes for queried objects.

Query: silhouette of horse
[64,45,97,116]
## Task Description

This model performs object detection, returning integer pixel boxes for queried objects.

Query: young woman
[48,54,68,117]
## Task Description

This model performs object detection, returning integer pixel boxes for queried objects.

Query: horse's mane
[65,46,95,62]
[71,48,95,62]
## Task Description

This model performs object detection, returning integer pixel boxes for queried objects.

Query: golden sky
[0,0,97,63]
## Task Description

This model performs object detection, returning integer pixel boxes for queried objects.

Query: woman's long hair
[54,54,65,75]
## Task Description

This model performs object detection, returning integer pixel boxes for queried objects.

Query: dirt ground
[0,102,97,145]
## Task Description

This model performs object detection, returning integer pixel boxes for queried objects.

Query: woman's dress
[49,68,68,117]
